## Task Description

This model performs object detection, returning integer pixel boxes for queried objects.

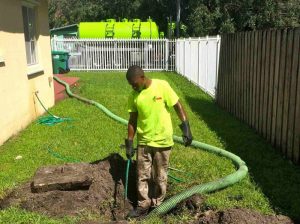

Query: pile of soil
[0,153,137,221]
[196,208,294,224]
[0,153,295,223]
[170,196,294,224]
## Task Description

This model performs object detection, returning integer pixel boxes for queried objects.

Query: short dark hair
[126,65,144,81]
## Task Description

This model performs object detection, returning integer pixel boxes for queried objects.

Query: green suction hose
[125,159,131,200]
[53,76,248,218]
[54,78,127,125]
[148,136,248,218]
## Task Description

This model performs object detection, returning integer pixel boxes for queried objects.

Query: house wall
[0,0,54,145]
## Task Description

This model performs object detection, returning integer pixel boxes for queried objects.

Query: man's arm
[125,112,138,159]
[173,101,187,122]
[173,101,193,146]
[128,112,138,140]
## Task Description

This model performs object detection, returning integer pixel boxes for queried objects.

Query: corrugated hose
[53,76,248,218]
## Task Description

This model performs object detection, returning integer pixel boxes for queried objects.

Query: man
[125,65,192,218]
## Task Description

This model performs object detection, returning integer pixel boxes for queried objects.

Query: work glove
[125,139,135,159]
[179,120,193,146]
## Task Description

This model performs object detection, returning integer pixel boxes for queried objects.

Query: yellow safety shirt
[128,79,179,147]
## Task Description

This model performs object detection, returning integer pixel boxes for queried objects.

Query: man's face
[128,75,145,92]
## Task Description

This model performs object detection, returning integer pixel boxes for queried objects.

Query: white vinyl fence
[51,36,220,97]
[176,36,221,97]
[51,38,175,71]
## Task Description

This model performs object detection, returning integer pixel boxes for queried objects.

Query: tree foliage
[48,0,300,36]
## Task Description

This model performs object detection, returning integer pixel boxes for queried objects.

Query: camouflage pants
[136,145,171,209]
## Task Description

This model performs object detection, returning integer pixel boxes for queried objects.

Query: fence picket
[255,31,262,131]
[253,32,258,129]
[267,30,276,142]
[223,35,228,110]
[282,30,294,155]
[294,31,300,163]
[276,29,288,151]
[262,30,271,138]
[286,29,299,159]
[258,31,266,135]
[232,34,237,115]
[271,30,282,146]
[237,33,242,119]
[244,32,249,123]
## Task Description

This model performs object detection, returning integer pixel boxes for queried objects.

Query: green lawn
[0,71,299,223]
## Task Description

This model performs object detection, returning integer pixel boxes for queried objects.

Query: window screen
[22,6,38,65]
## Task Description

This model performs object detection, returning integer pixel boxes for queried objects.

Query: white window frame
[22,0,43,75]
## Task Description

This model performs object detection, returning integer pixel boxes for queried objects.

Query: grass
[0,71,300,223]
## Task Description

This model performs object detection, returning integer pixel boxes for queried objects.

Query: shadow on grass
[186,96,300,221]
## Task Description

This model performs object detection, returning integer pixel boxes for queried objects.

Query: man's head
[126,65,146,92]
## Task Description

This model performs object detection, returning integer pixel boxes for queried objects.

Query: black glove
[125,139,135,159]
[179,120,193,146]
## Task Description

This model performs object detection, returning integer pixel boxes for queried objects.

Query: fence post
[175,40,177,72]
[215,35,221,96]
[183,38,185,76]
[206,35,209,93]
[52,36,57,51]
[165,39,169,71]
[189,37,192,81]
[198,37,201,86]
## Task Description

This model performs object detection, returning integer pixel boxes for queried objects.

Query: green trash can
[51,50,70,74]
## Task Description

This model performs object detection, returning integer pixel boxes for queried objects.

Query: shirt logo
[153,96,162,101]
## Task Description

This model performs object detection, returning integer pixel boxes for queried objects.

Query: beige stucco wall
[0,0,54,145]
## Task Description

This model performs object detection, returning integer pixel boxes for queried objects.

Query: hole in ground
[0,153,137,221]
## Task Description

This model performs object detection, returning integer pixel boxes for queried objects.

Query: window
[22,6,38,65]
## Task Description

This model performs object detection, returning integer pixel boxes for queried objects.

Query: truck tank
[78,18,161,39]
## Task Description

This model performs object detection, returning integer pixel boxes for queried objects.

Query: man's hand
[125,139,135,159]
[179,120,193,146]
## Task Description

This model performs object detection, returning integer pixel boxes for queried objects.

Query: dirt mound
[196,208,294,224]
[0,153,137,221]
[168,196,294,224]
[0,154,295,223]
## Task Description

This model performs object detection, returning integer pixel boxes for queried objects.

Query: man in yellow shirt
[125,65,192,218]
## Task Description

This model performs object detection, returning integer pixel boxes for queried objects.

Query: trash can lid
[51,50,68,55]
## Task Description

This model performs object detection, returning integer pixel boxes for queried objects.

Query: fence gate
[51,38,175,71]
